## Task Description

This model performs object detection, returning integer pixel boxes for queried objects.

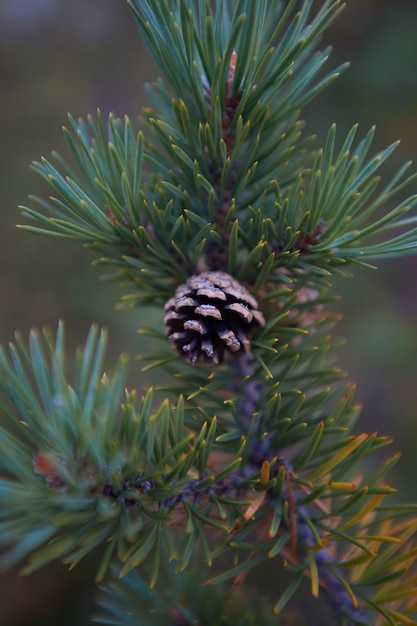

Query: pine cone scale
[194,304,223,320]
[226,302,253,322]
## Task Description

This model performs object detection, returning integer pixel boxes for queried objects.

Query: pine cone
[164,271,265,364]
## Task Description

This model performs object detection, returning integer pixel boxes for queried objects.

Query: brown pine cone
[164,271,265,364]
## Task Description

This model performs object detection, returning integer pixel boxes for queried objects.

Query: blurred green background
[0,0,417,623]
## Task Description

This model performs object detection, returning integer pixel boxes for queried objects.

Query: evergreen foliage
[1,1,417,624]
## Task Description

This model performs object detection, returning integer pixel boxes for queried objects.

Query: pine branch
[1,324,417,624]
[2,1,417,624]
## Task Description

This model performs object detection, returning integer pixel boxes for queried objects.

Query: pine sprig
[1,324,417,624]
[94,560,279,626]
[19,0,417,316]
[18,1,349,302]
[129,0,345,122]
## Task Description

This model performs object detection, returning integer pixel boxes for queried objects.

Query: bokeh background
[0,0,417,623]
